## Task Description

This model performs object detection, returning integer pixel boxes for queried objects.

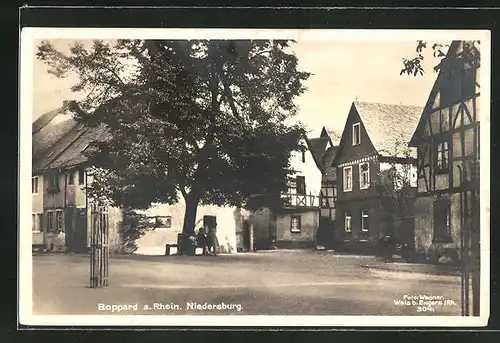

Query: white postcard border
[19,27,491,327]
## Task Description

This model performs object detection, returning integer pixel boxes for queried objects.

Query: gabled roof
[41,124,111,171]
[307,127,342,172]
[308,137,330,160]
[353,101,423,157]
[320,145,339,169]
[321,126,342,146]
[32,101,111,173]
[409,40,480,146]
[32,101,79,163]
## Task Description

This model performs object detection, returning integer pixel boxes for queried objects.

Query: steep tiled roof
[323,127,342,146]
[43,124,111,170]
[32,102,79,163]
[32,101,112,173]
[308,137,329,161]
[353,101,423,157]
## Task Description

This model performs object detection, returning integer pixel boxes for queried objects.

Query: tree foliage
[373,135,417,242]
[37,39,311,235]
[400,40,480,76]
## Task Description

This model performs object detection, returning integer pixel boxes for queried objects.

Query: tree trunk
[179,192,200,255]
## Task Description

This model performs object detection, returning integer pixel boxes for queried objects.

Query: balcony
[281,193,320,209]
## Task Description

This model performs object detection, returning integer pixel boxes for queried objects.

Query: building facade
[333,101,422,253]
[308,126,342,248]
[251,134,323,249]
[32,101,123,252]
[408,40,480,262]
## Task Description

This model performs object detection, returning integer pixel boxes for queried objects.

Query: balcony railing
[281,193,320,208]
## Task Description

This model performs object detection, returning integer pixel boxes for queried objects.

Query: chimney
[63,100,70,108]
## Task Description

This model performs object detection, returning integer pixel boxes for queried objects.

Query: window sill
[360,186,370,190]
[290,230,301,234]
[344,189,353,193]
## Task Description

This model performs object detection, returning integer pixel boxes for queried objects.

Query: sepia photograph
[19,28,490,327]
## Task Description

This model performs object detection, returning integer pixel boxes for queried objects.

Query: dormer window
[352,122,361,146]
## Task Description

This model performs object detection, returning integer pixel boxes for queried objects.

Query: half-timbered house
[333,101,423,253]
[251,133,323,249]
[307,126,342,248]
[408,40,480,262]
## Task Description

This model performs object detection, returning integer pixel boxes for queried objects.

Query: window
[435,140,450,171]
[78,168,85,185]
[68,171,74,185]
[296,176,306,195]
[46,211,54,232]
[333,185,338,200]
[301,151,306,163]
[359,162,370,189]
[321,195,329,207]
[433,199,452,242]
[352,122,361,145]
[55,210,64,232]
[32,214,37,232]
[343,166,353,192]
[361,210,369,232]
[290,215,301,233]
[48,174,60,192]
[155,216,172,228]
[345,213,352,232]
[31,177,39,194]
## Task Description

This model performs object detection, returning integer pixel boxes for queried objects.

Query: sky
[31,39,441,137]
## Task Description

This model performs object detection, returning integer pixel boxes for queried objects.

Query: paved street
[32,250,462,316]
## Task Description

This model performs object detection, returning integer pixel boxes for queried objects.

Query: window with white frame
[361,210,369,232]
[352,122,361,145]
[359,162,370,189]
[55,210,64,232]
[345,213,352,232]
[31,176,39,194]
[290,215,301,233]
[32,214,37,232]
[435,140,450,171]
[343,166,353,192]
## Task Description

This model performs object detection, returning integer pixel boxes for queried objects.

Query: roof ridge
[354,100,424,109]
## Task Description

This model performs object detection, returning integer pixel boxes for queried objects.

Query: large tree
[37,39,311,242]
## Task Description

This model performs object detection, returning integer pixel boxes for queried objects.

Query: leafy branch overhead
[400,40,480,76]
[37,39,311,234]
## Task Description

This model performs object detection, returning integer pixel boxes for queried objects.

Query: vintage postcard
[19,28,490,327]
